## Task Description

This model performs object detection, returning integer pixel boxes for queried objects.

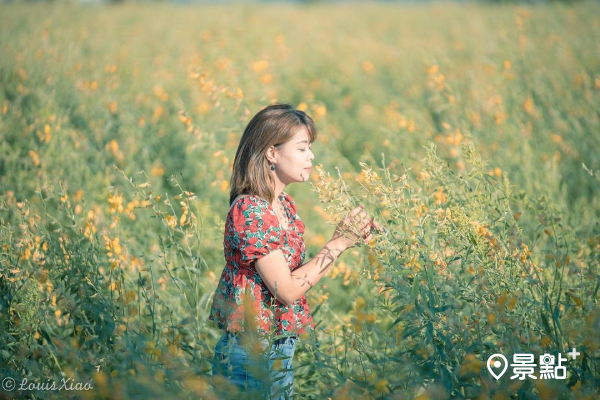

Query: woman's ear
[266,146,277,164]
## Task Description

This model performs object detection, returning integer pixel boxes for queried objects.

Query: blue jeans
[212,331,297,399]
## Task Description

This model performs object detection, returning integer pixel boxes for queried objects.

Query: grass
[1,1,599,398]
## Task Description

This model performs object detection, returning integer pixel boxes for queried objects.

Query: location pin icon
[487,354,508,380]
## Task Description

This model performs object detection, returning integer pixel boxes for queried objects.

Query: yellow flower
[459,354,484,376]
[523,96,536,116]
[106,139,119,157]
[220,180,229,192]
[108,193,124,213]
[374,379,389,395]
[179,212,187,226]
[165,215,177,229]
[151,164,165,177]
[20,246,31,261]
[104,235,122,257]
[362,61,375,74]
[251,60,269,73]
[111,238,122,256]
[29,150,40,166]
[312,104,327,119]
[418,170,431,181]
[153,85,169,101]
[260,74,273,84]
[434,187,447,205]
[355,297,366,312]
[197,102,210,114]
[153,106,164,122]
[426,65,439,75]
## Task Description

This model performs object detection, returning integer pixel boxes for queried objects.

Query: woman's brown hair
[229,104,317,206]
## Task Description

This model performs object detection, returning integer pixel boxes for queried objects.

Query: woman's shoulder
[229,194,271,215]
[228,191,297,215]
[227,194,280,237]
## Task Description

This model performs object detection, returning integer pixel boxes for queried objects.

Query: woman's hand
[329,205,382,251]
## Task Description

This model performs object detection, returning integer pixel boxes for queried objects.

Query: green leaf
[540,310,552,338]
[410,277,420,302]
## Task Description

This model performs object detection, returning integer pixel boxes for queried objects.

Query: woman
[209,104,379,399]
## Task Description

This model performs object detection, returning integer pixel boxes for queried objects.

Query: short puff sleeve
[231,197,284,264]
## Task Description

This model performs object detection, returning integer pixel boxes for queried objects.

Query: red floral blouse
[208,191,314,337]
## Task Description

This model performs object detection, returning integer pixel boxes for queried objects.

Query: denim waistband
[224,331,297,345]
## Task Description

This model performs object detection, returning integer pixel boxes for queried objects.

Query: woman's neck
[271,181,286,208]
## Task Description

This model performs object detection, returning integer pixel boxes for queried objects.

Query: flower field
[1,2,599,399]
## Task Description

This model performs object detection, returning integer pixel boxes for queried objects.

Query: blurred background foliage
[1,1,599,398]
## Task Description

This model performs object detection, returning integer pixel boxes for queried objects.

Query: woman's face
[272,126,315,185]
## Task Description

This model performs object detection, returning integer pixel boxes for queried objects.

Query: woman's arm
[255,239,345,306]
[255,206,376,306]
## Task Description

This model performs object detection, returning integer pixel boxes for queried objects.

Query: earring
[270,164,275,171]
